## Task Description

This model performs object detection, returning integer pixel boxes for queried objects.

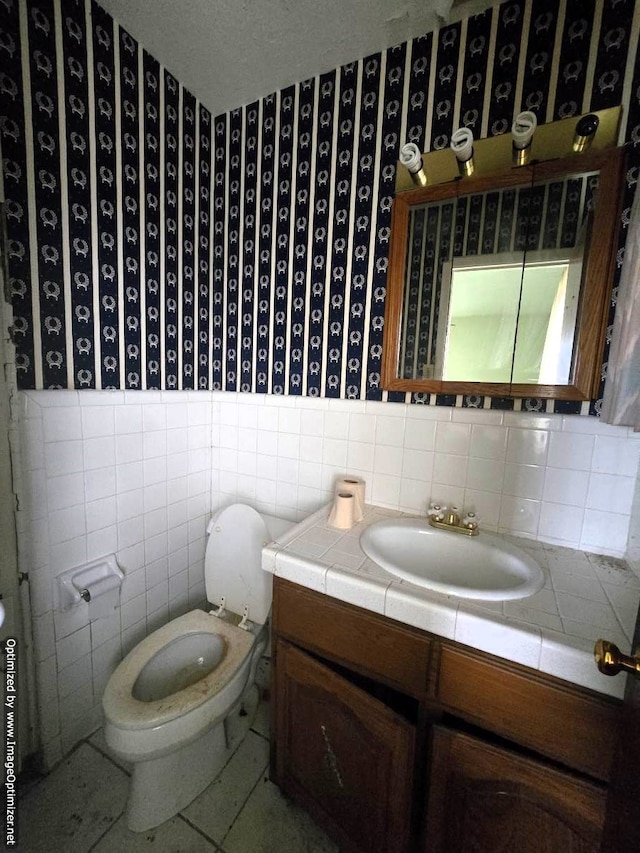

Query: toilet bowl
[102,504,293,831]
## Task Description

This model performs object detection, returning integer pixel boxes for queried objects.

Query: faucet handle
[428,503,444,521]
[463,511,479,531]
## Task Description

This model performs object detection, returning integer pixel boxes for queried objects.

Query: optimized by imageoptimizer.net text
[3,638,17,847]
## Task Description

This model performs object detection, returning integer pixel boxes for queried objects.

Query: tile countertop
[262,503,640,700]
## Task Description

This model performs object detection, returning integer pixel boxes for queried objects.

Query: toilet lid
[205,504,272,625]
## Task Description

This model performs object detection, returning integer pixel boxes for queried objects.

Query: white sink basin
[360,518,544,601]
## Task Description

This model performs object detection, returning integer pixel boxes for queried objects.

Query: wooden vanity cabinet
[271,578,621,853]
[423,727,606,853]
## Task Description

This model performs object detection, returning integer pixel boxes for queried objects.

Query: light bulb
[572,114,599,153]
[450,128,475,177]
[400,142,428,187]
[512,110,537,165]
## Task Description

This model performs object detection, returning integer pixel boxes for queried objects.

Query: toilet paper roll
[335,477,365,522]
[328,492,356,530]
[85,574,121,620]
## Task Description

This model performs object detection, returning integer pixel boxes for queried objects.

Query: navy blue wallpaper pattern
[1,0,639,415]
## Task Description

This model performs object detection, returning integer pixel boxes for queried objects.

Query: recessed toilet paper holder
[56,555,124,612]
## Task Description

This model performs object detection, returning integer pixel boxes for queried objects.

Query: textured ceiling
[96,0,491,115]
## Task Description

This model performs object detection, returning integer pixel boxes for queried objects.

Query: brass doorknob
[594,639,640,677]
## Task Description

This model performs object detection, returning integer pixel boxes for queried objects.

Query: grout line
[87,803,127,852]
[249,727,270,743]
[15,763,47,802]
[176,812,221,849]
[84,731,132,776]
[219,759,271,848]
[599,583,638,644]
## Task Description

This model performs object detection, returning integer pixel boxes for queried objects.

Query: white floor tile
[182,730,269,844]
[92,815,216,852]
[20,744,128,853]
[19,706,338,853]
[223,771,338,853]
[250,699,270,739]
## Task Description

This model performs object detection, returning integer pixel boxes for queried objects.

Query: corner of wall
[626,463,640,578]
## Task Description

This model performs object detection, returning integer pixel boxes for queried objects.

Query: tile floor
[19,698,338,853]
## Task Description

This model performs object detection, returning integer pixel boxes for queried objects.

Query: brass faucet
[428,505,479,536]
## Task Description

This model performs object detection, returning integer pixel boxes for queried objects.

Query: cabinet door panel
[274,640,415,853]
[423,727,606,853]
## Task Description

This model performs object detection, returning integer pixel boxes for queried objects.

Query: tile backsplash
[17,390,640,767]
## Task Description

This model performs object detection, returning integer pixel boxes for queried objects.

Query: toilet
[102,503,293,831]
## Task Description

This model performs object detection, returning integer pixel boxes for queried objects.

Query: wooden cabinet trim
[273,577,432,698]
[436,644,619,782]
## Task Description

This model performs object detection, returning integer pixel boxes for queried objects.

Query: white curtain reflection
[601,184,640,431]
[539,269,568,384]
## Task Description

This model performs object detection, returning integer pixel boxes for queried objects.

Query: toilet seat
[205,504,272,625]
[103,610,254,731]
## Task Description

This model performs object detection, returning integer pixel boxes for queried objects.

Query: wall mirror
[382,147,625,400]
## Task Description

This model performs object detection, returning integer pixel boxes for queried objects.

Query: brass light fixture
[511,110,538,166]
[572,113,600,153]
[399,142,428,187]
[450,128,475,177]
[395,106,621,193]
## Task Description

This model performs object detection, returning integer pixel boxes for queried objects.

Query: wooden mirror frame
[382,147,625,400]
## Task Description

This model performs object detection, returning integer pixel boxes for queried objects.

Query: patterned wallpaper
[1,0,639,414]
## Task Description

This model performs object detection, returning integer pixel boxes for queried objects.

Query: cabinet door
[273,639,416,853]
[423,727,606,853]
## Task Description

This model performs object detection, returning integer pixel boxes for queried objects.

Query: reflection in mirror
[441,251,582,384]
[400,196,457,381]
[398,169,597,388]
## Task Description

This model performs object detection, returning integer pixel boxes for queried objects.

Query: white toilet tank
[204,504,292,625]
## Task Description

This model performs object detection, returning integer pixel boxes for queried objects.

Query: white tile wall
[627,466,640,574]
[17,391,212,765]
[15,389,640,767]
[211,394,640,554]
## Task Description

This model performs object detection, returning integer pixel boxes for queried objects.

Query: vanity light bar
[395,106,620,192]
